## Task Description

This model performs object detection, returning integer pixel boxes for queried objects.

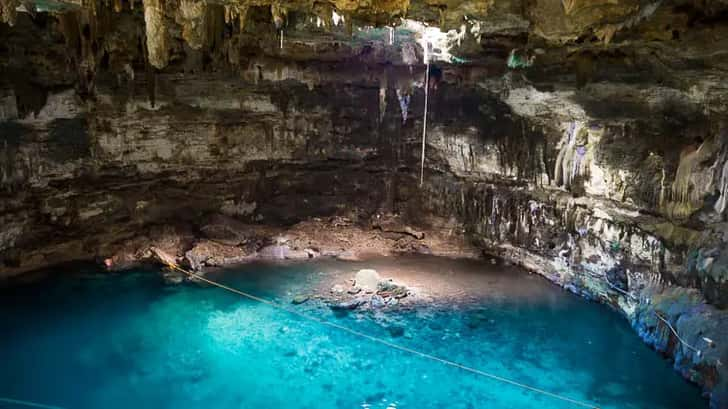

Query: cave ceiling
[1,0,728,123]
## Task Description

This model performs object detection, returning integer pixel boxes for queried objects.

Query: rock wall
[415,81,728,406]
[0,74,411,273]
[417,114,728,407]
[421,174,728,405]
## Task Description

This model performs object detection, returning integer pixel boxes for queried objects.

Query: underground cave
[1,1,727,408]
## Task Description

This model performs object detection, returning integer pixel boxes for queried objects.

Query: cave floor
[0,256,707,409]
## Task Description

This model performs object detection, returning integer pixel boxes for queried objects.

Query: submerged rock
[387,325,405,338]
[330,297,367,311]
[162,269,186,284]
[370,294,386,309]
[330,284,346,294]
[291,294,310,305]
[354,269,381,292]
[377,280,409,299]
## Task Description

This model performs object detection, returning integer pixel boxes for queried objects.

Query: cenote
[0,257,706,409]
[2,1,728,408]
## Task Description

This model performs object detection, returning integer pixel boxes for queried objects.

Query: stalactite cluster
[0,0,19,25]
[56,6,116,95]
[224,4,248,32]
[270,2,286,29]
[177,0,206,50]
[660,138,724,219]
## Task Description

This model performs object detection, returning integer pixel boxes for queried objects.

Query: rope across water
[0,397,67,409]
[655,312,702,356]
[591,270,703,357]
[167,263,602,409]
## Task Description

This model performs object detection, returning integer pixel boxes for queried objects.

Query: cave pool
[0,256,706,409]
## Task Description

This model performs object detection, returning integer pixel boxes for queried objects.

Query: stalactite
[57,11,81,54]
[0,0,20,26]
[553,122,591,189]
[236,5,248,31]
[344,13,352,37]
[401,42,417,72]
[269,2,286,51]
[224,4,231,24]
[177,0,207,50]
[671,144,703,205]
[84,0,97,17]
[226,33,241,66]
[395,88,410,124]
[572,145,587,181]
[56,8,103,96]
[554,122,575,186]
[139,22,157,106]
[271,2,285,30]
[312,2,332,30]
[143,0,169,69]
[224,0,249,60]
[595,24,618,44]
[661,140,723,219]
[561,0,577,15]
[204,4,225,52]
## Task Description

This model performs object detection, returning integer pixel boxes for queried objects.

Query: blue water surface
[0,256,706,409]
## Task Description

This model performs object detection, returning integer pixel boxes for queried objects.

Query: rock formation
[1,0,728,407]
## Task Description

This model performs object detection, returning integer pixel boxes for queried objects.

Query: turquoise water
[0,257,706,409]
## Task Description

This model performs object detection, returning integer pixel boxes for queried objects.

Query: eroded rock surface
[327,268,411,311]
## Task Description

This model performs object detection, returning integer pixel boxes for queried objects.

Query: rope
[585,269,702,357]
[594,270,702,356]
[602,273,638,301]
[655,312,702,356]
[420,62,429,187]
[167,263,601,409]
[0,398,67,409]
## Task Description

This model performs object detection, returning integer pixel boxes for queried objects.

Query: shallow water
[0,256,706,409]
